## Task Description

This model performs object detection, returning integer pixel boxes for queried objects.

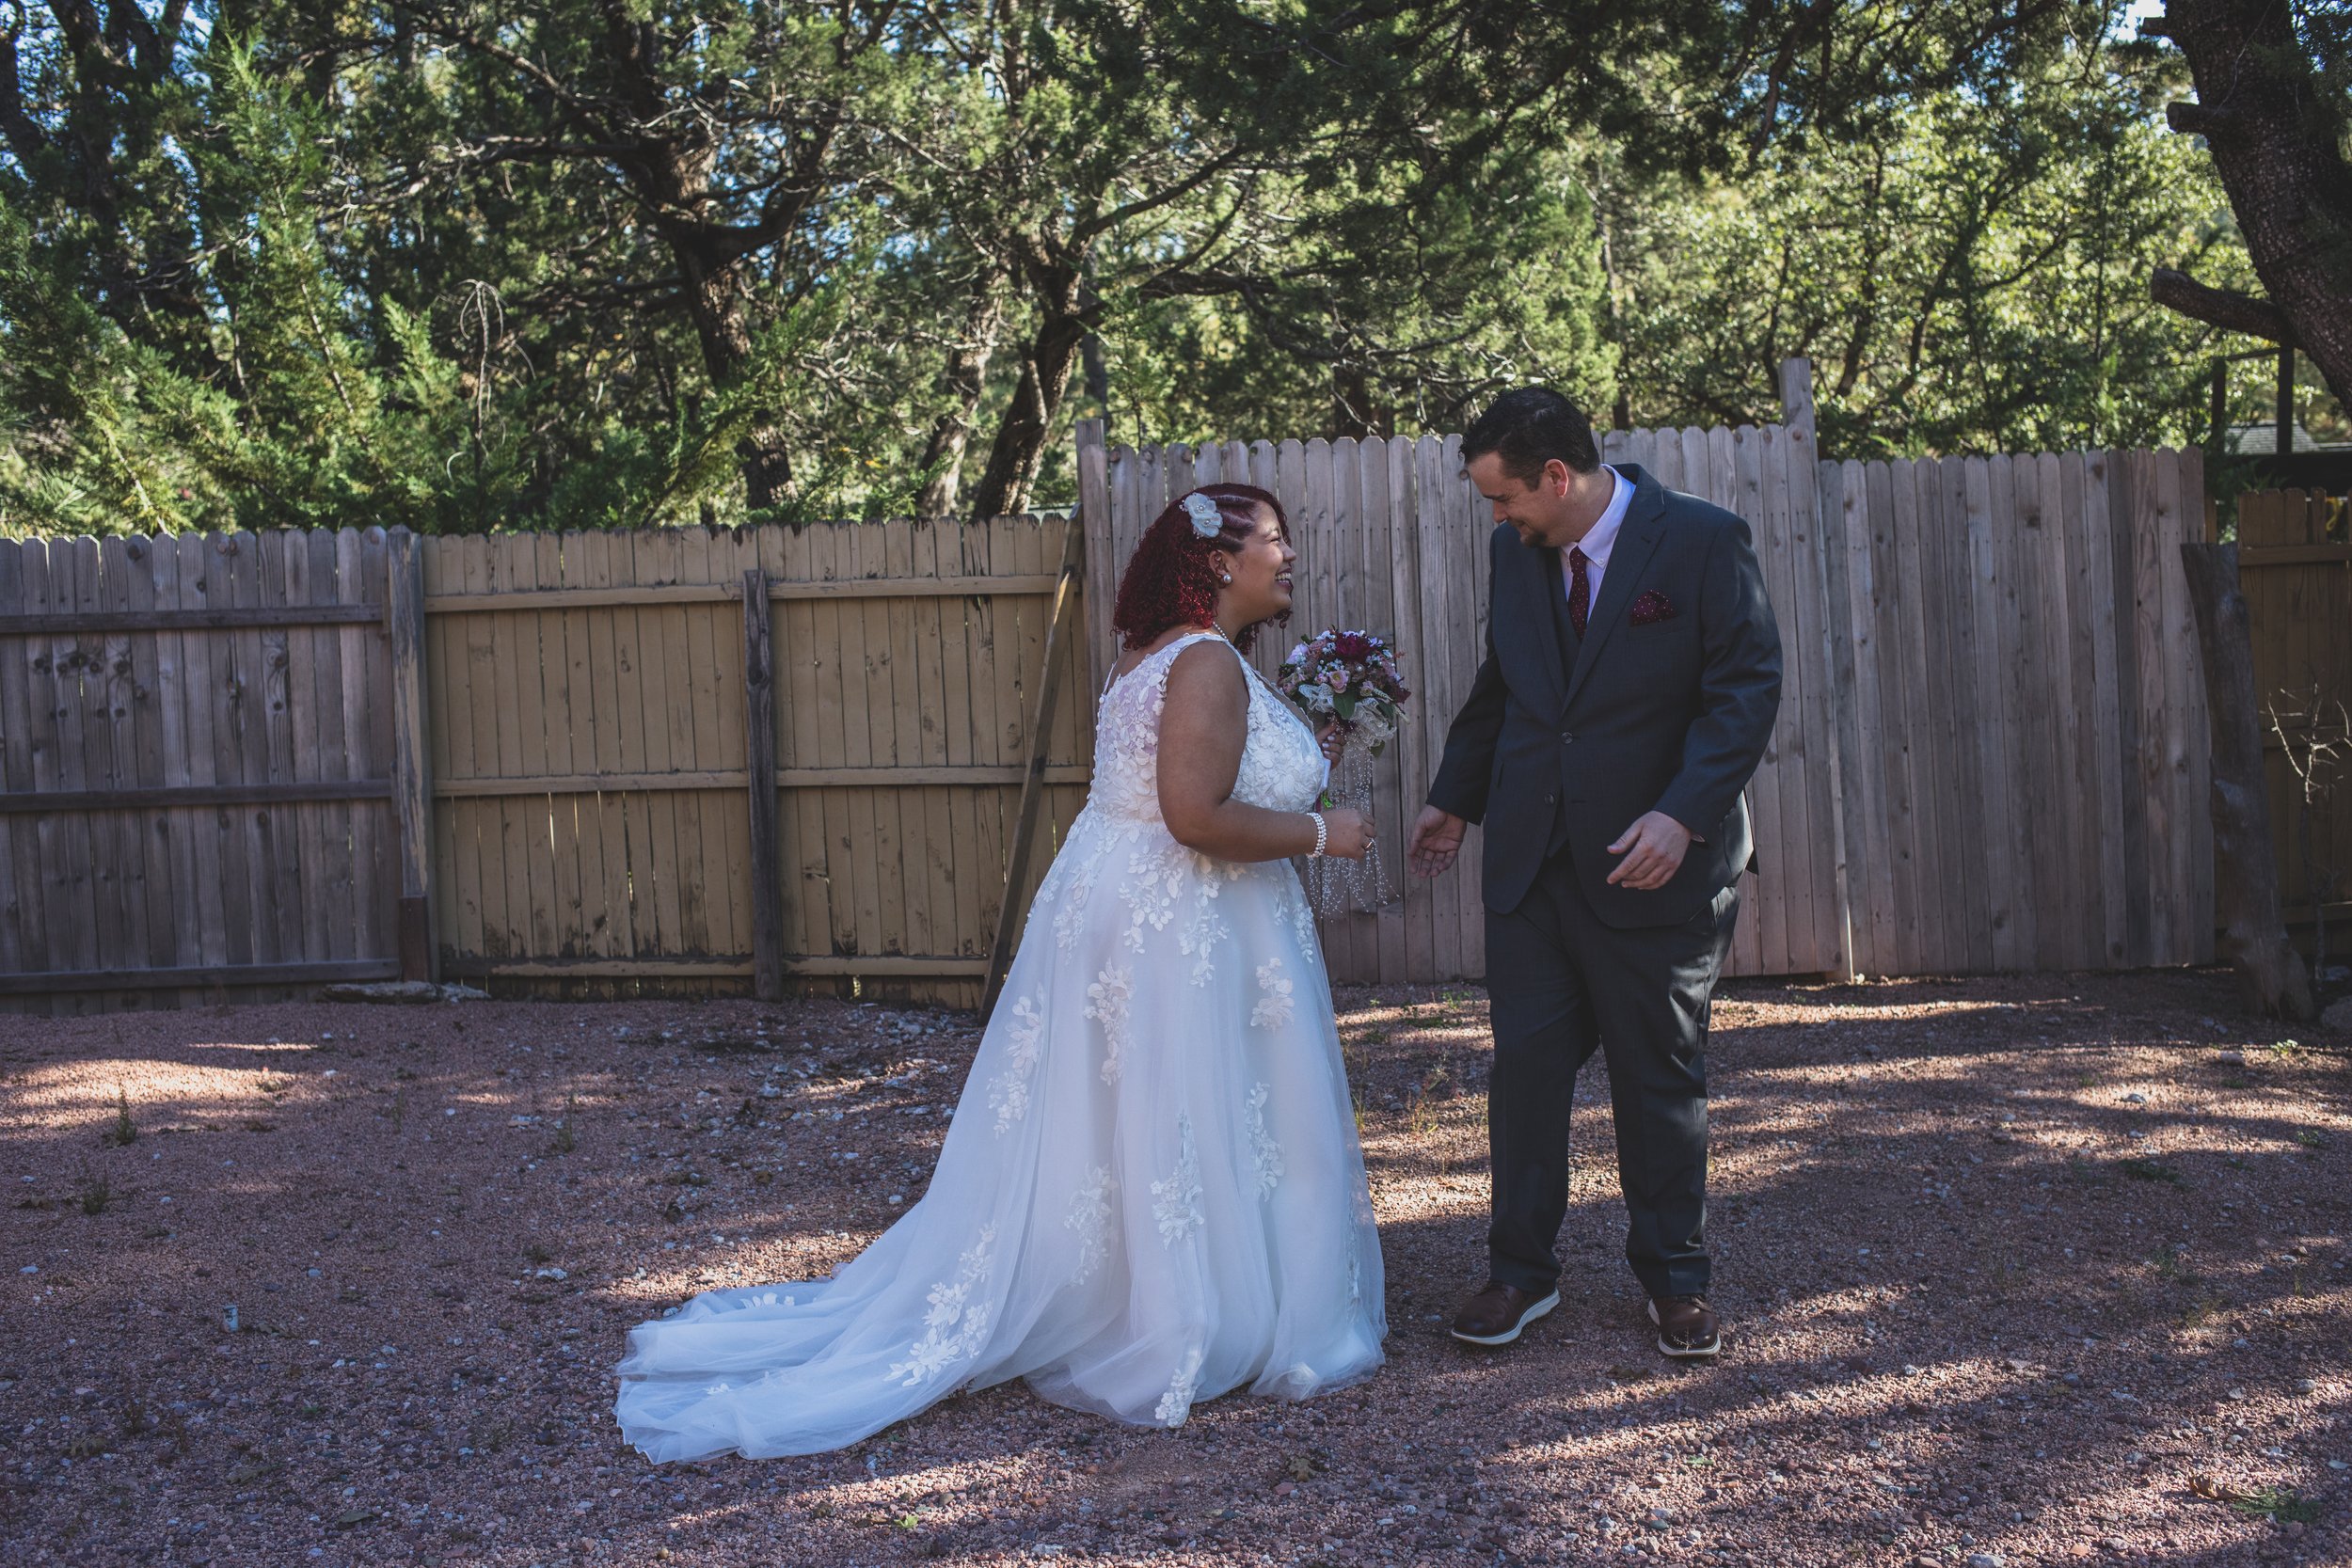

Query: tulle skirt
[613,809,1387,1460]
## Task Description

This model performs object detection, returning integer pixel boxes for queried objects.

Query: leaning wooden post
[2181,541,2314,1019]
[387,531,436,981]
[740,567,787,1002]
[983,515,1086,1018]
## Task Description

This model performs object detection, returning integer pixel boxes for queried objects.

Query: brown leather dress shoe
[1449,1281,1560,1346]
[1649,1293,1723,1358]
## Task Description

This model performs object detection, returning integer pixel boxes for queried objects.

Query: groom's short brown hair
[1463,388,1601,484]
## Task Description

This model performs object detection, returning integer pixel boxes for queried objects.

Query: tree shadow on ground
[0,974,2344,1567]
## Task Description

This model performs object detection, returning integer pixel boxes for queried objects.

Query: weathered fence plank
[0,435,2253,1007]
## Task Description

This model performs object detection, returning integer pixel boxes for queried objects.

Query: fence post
[1779,357,1860,977]
[740,567,787,1002]
[1778,356,1817,442]
[984,516,1086,1017]
[387,531,435,981]
[2182,542,2313,1018]
[1073,418,1112,705]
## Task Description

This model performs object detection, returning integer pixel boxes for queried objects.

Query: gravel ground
[2,970,2346,1568]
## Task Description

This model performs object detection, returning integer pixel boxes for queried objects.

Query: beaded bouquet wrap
[1275,629,1412,914]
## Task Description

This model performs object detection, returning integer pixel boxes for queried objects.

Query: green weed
[2231,1486,2321,1524]
[2181,1293,2225,1329]
[104,1086,135,1147]
[78,1172,116,1216]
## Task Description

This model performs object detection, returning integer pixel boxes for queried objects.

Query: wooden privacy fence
[2233,488,2352,949]
[0,530,397,1005]
[419,517,1088,1005]
[1081,422,2216,983]
[1076,419,1849,984]
[0,415,2234,1010]
[1820,448,2212,976]
[0,517,1089,1013]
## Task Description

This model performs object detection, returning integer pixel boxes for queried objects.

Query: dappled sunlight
[2,974,2344,1566]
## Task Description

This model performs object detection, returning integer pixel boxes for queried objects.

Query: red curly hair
[1110,483,1291,654]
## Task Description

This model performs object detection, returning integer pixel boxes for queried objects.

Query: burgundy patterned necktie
[1566,546,1591,638]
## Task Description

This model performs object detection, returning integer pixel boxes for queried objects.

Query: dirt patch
[1,970,2345,1566]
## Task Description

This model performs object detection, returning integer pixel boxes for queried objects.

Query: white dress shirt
[1560,464,1632,609]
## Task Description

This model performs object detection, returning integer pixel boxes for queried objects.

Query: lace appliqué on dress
[1245,1082,1284,1200]
[887,1225,998,1386]
[1251,958,1295,1028]
[1154,1345,1206,1427]
[1120,844,1184,952]
[1084,964,1134,1085]
[1178,874,1231,987]
[986,995,1047,1133]
[1065,1165,1115,1285]
[1151,1115,1205,1246]
[1050,863,1093,952]
[1282,877,1321,958]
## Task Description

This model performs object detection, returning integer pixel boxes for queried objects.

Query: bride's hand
[1317,807,1373,860]
[1314,721,1346,765]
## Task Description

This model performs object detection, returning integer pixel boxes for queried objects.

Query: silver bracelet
[1307,811,1328,858]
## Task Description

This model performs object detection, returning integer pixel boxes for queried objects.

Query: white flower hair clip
[1182,492,1223,538]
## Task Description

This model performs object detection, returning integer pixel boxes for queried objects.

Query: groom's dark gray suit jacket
[1427,463,1782,927]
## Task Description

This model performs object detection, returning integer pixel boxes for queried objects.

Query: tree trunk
[915,267,1007,517]
[968,298,1087,519]
[677,244,793,510]
[2181,541,2315,1020]
[2155,0,2352,412]
[1332,363,1374,439]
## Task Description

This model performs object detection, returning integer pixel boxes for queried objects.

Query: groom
[1406,388,1780,1360]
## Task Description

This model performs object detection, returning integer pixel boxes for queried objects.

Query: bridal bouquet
[1276,630,1411,914]
[1275,629,1411,753]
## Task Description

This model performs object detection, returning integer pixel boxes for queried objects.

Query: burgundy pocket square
[1629,590,1677,626]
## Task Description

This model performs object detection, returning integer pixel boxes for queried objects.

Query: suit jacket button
[1544,792,1557,805]
[1561,732,1574,744]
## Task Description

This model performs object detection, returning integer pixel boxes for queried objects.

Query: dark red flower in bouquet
[1333,631,1375,662]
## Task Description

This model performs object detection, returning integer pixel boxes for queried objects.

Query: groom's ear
[1545,458,1573,498]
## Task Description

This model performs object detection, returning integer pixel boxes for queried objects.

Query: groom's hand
[1605,811,1692,890]
[1407,806,1466,878]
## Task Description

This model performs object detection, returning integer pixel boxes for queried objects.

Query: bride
[614,483,1390,1459]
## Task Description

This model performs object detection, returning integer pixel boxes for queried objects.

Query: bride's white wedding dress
[613,630,1387,1460]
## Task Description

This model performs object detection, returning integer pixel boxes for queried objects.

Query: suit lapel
[1563,466,1670,708]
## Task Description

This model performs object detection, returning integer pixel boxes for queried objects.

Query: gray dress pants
[1481,848,1737,1300]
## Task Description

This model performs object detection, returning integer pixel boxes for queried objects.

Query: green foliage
[1104,143,1615,444]
[1606,33,2258,452]
[0,4,2270,535]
